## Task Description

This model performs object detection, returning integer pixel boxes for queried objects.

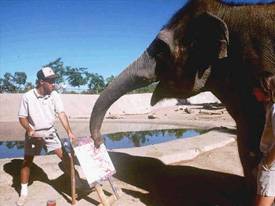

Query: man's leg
[20,155,34,184]
[54,148,77,179]
[48,132,71,175]
[53,147,71,174]
[53,147,90,193]
[17,155,34,206]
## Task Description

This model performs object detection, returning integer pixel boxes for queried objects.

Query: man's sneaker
[16,195,27,206]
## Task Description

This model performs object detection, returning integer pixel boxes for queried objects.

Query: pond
[0,128,204,158]
[104,128,203,149]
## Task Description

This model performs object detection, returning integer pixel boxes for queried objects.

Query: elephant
[90,0,275,199]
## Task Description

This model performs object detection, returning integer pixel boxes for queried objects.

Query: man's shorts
[24,128,62,156]
[257,159,275,197]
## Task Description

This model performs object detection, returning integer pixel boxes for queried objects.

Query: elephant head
[150,12,229,105]
[90,4,230,146]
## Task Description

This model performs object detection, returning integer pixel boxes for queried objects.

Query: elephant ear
[186,12,229,60]
[151,13,229,106]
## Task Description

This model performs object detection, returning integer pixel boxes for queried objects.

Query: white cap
[37,67,57,80]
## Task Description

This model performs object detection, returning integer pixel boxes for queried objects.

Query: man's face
[41,79,56,95]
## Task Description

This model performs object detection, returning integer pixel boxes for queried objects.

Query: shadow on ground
[3,159,98,205]
[109,152,250,206]
[4,153,250,206]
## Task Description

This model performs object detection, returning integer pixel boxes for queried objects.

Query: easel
[67,145,120,206]
[68,152,77,205]
[95,178,120,206]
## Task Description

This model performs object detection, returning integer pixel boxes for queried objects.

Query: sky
[0,0,186,84]
[0,0,272,84]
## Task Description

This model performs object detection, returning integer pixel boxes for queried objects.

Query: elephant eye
[147,39,171,59]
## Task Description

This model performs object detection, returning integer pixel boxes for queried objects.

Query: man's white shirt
[18,89,64,131]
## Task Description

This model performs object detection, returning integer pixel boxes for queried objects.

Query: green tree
[86,73,105,94]
[0,72,33,93]
[0,73,18,93]
[105,75,115,87]
[14,72,27,85]
[44,58,91,93]
[1,73,16,92]
[14,72,27,91]
[66,67,88,87]
[23,82,34,92]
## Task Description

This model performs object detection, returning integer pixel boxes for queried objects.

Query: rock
[184,107,192,114]
[175,107,185,112]
[106,115,122,119]
[148,114,157,119]
[199,110,224,115]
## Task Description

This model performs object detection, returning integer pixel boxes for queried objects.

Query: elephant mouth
[151,80,196,106]
[151,65,212,106]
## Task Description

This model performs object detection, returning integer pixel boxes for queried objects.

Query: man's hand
[68,131,77,146]
[19,117,35,137]
[262,147,275,170]
[58,112,77,145]
[27,127,35,137]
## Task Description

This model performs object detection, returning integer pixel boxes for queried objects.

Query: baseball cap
[37,67,57,81]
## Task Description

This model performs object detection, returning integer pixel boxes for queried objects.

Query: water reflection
[0,129,203,158]
[0,141,46,158]
[103,128,203,149]
[0,141,25,158]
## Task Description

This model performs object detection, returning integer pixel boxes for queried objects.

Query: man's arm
[19,117,34,137]
[58,112,77,142]
[264,147,275,166]
[265,104,275,169]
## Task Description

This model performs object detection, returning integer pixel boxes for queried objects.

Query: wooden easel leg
[95,184,110,206]
[69,154,77,205]
[108,177,120,200]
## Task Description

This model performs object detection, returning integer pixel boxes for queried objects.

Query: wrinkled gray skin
[90,0,274,196]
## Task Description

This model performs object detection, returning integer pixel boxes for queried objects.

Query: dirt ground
[0,104,252,206]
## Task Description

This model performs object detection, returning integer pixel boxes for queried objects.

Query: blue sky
[0,0,185,83]
[0,0,271,84]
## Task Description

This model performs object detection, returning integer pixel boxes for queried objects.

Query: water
[104,128,203,149]
[0,128,203,158]
[0,141,47,158]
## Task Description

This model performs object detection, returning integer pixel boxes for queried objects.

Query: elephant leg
[237,136,258,176]
[236,126,262,204]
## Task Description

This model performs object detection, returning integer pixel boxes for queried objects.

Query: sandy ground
[0,104,250,206]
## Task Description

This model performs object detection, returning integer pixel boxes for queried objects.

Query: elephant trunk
[89,51,157,143]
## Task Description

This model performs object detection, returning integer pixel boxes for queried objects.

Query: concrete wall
[0,92,220,121]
